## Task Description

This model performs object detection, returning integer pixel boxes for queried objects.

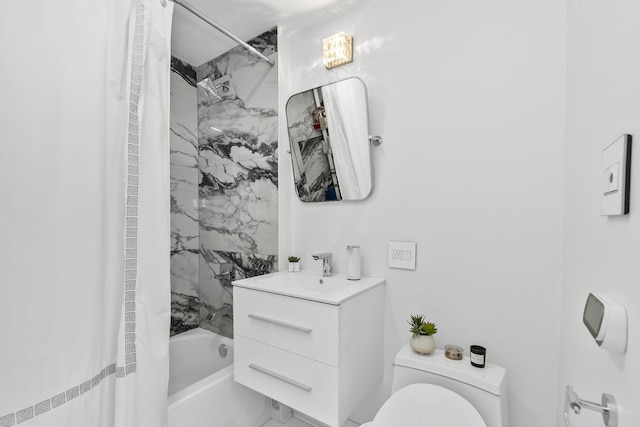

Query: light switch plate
[601,134,632,216]
[388,241,416,270]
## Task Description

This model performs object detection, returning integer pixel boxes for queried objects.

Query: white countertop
[232,269,385,305]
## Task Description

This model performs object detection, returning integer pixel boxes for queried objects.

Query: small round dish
[445,345,463,360]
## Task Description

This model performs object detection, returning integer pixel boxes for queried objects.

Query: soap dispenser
[346,245,361,280]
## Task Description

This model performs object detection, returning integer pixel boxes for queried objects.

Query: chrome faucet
[204,303,233,321]
[218,263,234,287]
[312,252,333,277]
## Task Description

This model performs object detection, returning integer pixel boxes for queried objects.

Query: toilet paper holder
[564,385,617,427]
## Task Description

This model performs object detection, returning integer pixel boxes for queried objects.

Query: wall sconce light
[323,32,353,69]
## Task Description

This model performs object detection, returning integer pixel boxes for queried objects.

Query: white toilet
[361,345,508,427]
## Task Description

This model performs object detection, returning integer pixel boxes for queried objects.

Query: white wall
[278,1,566,426]
[560,1,640,426]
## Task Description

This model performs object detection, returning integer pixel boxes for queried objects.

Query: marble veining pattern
[285,90,333,201]
[198,249,277,338]
[171,56,196,86]
[286,89,322,147]
[170,57,200,335]
[195,28,279,338]
[169,29,278,338]
[171,293,200,336]
[199,170,278,254]
[297,137,333,201]
[195,28,277,84]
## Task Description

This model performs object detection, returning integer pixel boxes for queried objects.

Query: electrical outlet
[388,241,417,270]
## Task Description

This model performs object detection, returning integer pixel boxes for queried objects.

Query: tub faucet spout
[205,303,233,321]
[311,252,332,277]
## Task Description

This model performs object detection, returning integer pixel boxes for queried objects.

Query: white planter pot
[410,335,436,354]
[288,262,300,272]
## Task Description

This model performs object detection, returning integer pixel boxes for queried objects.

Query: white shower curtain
[321,81,371,200]
[0,1,173,426]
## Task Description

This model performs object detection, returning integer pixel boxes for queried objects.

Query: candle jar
[470,345,486,368]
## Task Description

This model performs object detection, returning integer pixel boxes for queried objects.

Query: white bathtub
[168,327,270,427]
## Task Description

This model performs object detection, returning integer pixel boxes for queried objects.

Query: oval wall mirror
[285,77,374,202]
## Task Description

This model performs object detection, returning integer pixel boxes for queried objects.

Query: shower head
[197,77,221,103]
[197,75,235,104]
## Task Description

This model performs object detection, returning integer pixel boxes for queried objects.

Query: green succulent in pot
[408,314,438,354]
[288,256,301,272]
[408,314,438,337]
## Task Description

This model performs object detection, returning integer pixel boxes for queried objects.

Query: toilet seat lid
[370,383,487,427]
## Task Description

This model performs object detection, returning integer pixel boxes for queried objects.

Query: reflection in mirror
[286,77,373,202]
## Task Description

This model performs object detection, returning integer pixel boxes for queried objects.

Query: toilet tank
[393,345,508,427]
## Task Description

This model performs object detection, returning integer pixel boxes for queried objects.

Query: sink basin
[232,269,384,305]
[258,271,344,291]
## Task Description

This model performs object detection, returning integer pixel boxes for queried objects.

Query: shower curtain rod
[170,0,275,67]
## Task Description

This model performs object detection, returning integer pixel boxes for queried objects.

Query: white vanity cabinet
[233,270,385,427]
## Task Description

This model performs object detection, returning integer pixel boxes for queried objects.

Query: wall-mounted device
[582,293,627,353]
[601,134,632,216]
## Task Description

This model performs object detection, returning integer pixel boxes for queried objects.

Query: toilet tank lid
[394,345,506,396]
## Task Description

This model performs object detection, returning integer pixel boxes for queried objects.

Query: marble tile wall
[195,28,279,338]
[169,30,279,337]
[170,57,200,335]
[285,90,333,202]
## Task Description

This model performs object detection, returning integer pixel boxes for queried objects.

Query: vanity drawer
[234,287,340,366]
[234,335,339,427]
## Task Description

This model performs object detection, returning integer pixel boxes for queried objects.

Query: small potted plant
[288,256,300,272]
[408,314,438,354]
